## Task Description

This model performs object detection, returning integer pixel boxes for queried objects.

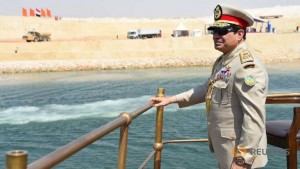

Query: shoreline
[0,57,215,73]
[0,57,299,74]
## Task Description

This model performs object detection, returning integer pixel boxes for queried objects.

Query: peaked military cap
[208,4,254,30]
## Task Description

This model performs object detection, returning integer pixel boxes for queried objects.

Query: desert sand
[0,6,300,73]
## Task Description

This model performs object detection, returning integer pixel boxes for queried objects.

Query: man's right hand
[150,96,177,107]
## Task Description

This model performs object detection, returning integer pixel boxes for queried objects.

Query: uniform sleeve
[175,78,210,108]
[234,65,268,164]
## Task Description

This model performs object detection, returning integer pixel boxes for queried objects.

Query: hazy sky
[1,0,300,18]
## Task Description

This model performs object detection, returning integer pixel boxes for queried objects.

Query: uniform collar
[221,41,247,66]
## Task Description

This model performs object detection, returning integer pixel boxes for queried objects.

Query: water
[0,62,300,169]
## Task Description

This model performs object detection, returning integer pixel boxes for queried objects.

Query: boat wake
[0,95,202,125]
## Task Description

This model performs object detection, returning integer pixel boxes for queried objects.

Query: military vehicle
[127,29,161,39]
[22,31,51,42]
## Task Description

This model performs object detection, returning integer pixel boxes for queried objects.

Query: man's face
[212,28,244,54]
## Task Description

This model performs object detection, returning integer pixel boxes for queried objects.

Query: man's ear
[237,29,244,41]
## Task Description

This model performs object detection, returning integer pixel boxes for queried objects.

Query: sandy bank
[1,33,300,73]
[0,15,300,73]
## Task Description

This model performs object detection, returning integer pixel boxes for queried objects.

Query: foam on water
[0,95,202,125]
[0,96,146,124]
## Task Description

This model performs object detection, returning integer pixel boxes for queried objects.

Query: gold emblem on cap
[211,22,230,28]
[214,5,222,20]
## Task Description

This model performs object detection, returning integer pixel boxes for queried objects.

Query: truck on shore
[22,31,51,42]
[127,29,161,39]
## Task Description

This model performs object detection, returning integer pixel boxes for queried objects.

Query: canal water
[1,62,300,168]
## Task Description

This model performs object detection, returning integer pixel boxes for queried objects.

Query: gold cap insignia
[210,21,230,28]
[214,5,222,20]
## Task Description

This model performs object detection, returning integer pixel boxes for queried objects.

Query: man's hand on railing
[150,96,177,107]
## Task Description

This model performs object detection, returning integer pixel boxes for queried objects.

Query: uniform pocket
[220,128,240,140]
[212,87,229,104]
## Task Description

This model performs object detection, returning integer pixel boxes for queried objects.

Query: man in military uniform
[151,4,268,169]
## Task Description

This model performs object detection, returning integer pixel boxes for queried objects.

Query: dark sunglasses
[212,28,234,36]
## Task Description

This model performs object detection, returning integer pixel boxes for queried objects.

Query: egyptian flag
[41,9,46,17]
[46,9,51,17]
[35,8,41,17]
[30,8,35,16]
[22,8,27,16]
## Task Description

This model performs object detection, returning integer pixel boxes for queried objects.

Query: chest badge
[214,66,231,88]
[245,75,256,86]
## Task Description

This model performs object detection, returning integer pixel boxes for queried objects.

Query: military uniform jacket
[175,42,268,168]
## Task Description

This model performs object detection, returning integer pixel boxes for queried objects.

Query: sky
[1,0,300,18]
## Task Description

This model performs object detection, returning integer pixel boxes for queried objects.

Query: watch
[235,157,245,166]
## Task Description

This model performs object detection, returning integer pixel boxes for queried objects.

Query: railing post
[6,150,28,169]
[118,113,132,169]
[154,88,165,169]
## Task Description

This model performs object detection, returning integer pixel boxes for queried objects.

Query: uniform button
[207,122,210,125]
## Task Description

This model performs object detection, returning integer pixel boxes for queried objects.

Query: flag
[22,8,27,16]
[46,9,51,17]
[41,9,46,17]
[30,8,35,16]
[35,8,41,17]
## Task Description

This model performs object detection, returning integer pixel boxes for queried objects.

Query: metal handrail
[139,150,156,169]
[163,138,209,145]
[266,93,300,104]
[28,102,153,169]
[5,101,154,169]
[267,93,300,98]
[28,117,128,169]
[138,139,209,169]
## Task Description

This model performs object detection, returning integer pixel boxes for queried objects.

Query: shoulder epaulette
[239,49,254,64]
